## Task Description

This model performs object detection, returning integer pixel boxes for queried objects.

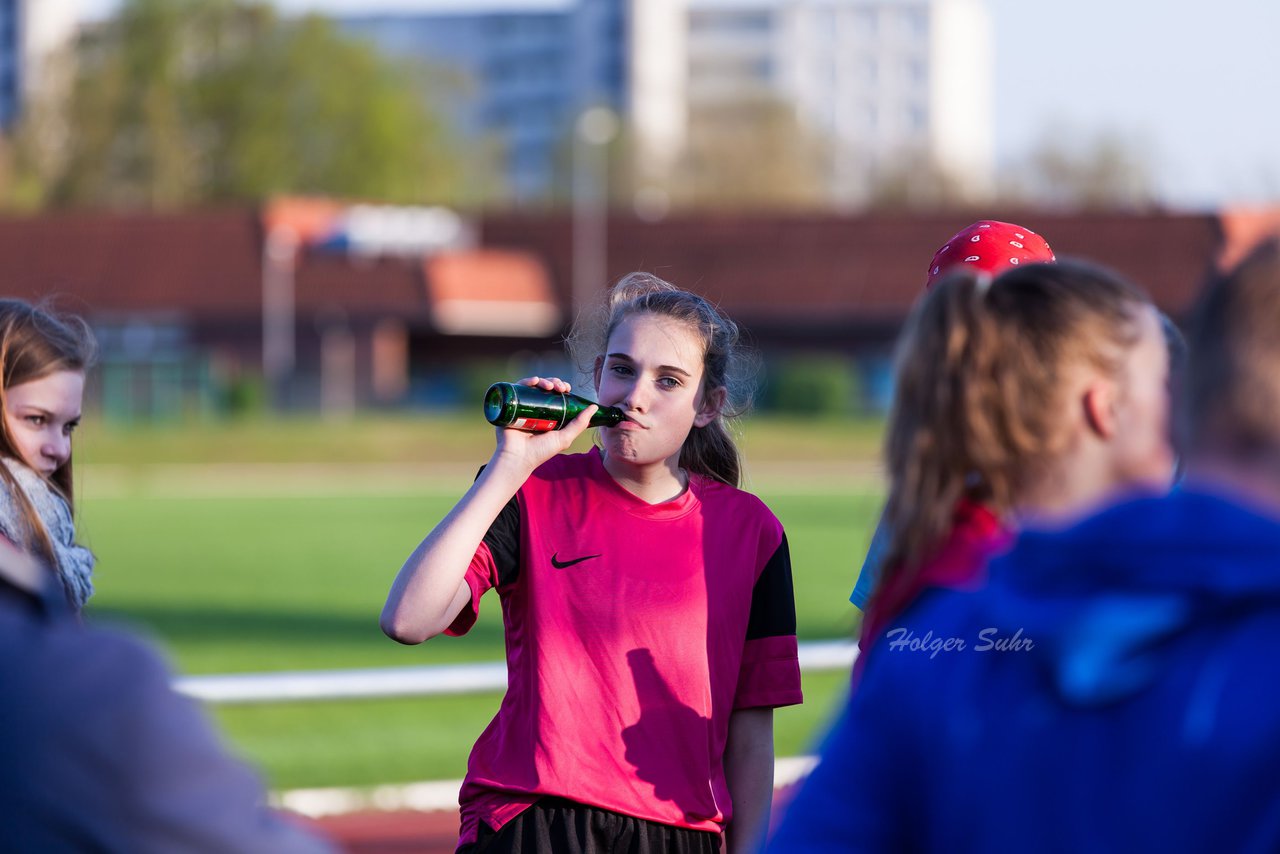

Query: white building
[336,0,626,204]
[631,0,994,205]
[0,0,77,128]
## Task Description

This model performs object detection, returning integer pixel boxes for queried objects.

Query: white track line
[177,642,858,704]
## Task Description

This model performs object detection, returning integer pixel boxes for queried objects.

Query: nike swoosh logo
[550,552,602,569]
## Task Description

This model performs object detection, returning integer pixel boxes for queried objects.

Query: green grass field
[76,413,882,791]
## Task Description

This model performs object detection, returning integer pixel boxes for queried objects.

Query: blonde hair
[881,260,1149,577]
[567,272,754,487]
[0,299,97,568]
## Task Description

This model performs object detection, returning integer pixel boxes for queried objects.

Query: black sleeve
[476,466,521,587]
[746,532,798,640]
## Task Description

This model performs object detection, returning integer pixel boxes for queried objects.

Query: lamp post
[571,106,620,318]
[262,225,298,410]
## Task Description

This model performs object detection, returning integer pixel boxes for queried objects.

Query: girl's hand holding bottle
[382,374,600,645]
[489,377,600,478]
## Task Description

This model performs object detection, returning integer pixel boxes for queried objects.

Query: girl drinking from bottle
[0,299,97,613]
[381,273,802,854]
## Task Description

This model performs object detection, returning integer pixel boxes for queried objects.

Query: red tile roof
[262,196,348,245]
[294,252,427,318]
[0,206,1272,332]
[1218,206,1280,271]
[0,209,262,318]
[0,208,431,322]
[425,249,560,336]
[480,211,1230,323]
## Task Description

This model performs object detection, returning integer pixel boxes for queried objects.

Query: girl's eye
[609,364,633,377]
[25,415,46,427]
[64,423,79,436]
[658,377,681,389]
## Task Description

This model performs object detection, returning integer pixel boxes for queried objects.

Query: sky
[986,0,1280,209]
[75,0,1280,210]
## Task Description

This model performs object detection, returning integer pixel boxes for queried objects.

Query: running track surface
[308,783,803,853]
[312,808,461,854]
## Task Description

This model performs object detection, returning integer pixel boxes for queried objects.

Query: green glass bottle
[483,382,625,432]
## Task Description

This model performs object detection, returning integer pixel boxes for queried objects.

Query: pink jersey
[447,447,803,845]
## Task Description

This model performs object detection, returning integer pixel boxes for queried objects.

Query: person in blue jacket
[0,538,334,853]
[770,241,1280,854]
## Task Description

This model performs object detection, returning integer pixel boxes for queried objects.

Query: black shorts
[457,797,721,854]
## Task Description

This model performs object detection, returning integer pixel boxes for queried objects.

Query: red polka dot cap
[925,220,1056,288]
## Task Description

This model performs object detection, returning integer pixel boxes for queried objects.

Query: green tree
[1000,124,1159,211]
[37,0,477,209]
[669,96,832,211]
[865,147,978,212]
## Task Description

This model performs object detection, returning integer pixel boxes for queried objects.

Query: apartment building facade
[337,0,992,206]
[0,0,76,128]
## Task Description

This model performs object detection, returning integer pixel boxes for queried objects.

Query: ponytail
[882,272,1000,575]
[681,420,742,488]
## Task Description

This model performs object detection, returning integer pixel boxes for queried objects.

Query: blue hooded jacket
[768,487,1280,853]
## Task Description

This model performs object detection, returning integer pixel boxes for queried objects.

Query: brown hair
[0,299,97,565]
[881,260,1150,579]
[568,272,754,487]
[1183,238,1280,461]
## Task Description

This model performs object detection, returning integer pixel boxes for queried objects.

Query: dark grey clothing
[0,551,334,853]
[460,796,721,854]
[0,458,95,610]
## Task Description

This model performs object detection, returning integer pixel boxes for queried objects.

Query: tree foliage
[1001,125,1159,211]
[16,0,474,210]
[667,96,832,211]
[864,148,979,212]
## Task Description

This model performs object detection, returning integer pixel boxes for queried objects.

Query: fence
[175,640,859,704]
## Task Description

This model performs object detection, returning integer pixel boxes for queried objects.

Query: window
[901,7,928,39]
[752,56,774,82]
[486,15,517,37]
[854,8,878,38]
[906,103,927,132]
[813,7,836,41]
[862,103,878,132]
[689,10,774,33]
[906,57,927,87]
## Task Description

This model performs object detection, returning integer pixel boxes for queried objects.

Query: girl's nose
[621,382,649,413]
[44,434,70,467]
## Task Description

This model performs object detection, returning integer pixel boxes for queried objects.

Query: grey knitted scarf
[0,457,94,610]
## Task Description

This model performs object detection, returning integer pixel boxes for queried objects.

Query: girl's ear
[593,356,604,391]
[695,385,727,428]
[1082,380,1118,440]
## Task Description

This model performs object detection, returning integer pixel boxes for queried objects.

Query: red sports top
[856,499,1013,672]
[447,447,803,845]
